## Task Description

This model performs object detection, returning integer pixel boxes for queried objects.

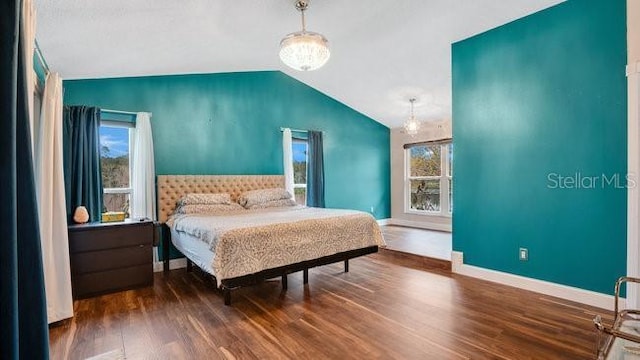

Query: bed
[157,175,385,305]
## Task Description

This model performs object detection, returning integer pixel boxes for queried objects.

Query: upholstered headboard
[156,175,285,223]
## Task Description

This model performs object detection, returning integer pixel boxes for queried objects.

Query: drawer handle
[139,244,145,248]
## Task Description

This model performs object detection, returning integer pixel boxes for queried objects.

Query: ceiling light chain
[279,0,330,71]
[404,98,420,136]
[410,98,415,119]
[297,1,307,31]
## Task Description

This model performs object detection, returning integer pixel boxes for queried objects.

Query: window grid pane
[410,145,441,177]
[410,179,441,212]
[292,139,308,206]
[100,126,130,188]
[448,144,453,177]
[448,178,453,213]
[293,141,307,186]
[103,193,131,218]
[294,187,307,206]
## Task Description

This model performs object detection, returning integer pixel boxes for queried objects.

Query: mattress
[169,206,385,286]
[170,227,215,275]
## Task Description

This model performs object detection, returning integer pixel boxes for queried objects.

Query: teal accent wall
[100,110,136,124]
[452,0,627,294]
[63,71,390,259]
[33,52,47,85]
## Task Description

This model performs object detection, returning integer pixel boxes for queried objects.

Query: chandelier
[279,0,330,71]
[404,98,420,135]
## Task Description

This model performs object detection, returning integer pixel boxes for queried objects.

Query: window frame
[292,138,308,206]
[100,120,135,217]
[404,142,452,217]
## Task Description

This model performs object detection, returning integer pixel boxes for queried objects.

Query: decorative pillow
[237,188,292,208]
[177,193,231,206]
[173,203,244,215]
[246,198,298,209]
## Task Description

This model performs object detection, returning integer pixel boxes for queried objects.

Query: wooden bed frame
[157,175,378,305]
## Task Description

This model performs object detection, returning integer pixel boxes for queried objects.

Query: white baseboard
[451,251,622,311]
[451,251,463,272]
[386,218,452,232]
[376,218,392,226]
[153,258,187,272]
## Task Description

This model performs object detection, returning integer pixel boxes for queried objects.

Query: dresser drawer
[72,263,153,299]
[70,244,152,274]
[69,223,153,253]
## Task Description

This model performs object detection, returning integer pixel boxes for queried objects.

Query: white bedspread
[169,206,385,285]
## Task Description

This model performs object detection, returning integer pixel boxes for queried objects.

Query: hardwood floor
[49,253,611,359]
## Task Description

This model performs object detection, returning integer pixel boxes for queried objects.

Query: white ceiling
[35,0,562,128]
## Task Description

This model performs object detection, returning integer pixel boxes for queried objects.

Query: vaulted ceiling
[35,0,563,128]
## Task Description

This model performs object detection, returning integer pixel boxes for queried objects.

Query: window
[99,123,133,217]
[292,139,308,205]
[405,142,452,215]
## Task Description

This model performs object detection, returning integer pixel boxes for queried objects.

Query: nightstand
[68,219,154,299]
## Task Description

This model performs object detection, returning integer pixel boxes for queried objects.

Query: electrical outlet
[370,206,374,214]
[519,248,528,261]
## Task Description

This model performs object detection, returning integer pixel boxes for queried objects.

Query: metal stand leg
[162,230,170,274]
[282,274,288,290]
[222,286,231,306]
[303,269,309,284]
[344,260,349,273]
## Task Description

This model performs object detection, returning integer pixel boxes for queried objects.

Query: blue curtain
[0,0,51,358]
[63,106,103,222]
[306,131,325,207]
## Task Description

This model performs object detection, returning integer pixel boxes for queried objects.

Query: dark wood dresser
[68,219,154,299]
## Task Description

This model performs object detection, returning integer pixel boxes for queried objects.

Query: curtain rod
[102,108,152,117]
[403,137,452,149]
[280,127,322,133]
[34,40,50,75]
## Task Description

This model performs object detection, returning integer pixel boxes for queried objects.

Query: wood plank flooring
[49,252,611,359]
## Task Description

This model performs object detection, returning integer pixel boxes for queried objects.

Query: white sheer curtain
[282,128,295,196]
[35,72,73,323]
[132,112,156,220]
[627,45,640,310]
[23,0,36,149]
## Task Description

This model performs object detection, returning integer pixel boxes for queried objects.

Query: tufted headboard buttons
[156,175,285,223]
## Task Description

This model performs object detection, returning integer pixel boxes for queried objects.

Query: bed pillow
[173,203,244,215]
[177,193,231,206]
[237,188,292,208]
[246,198,298,209]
